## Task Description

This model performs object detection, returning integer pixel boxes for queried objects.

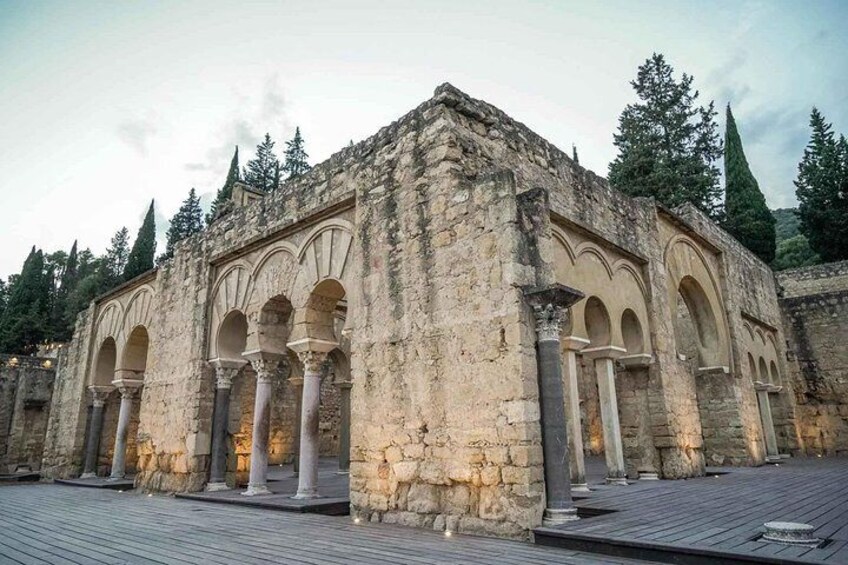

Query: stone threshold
[175,491,350,516]
[54,477,135,490]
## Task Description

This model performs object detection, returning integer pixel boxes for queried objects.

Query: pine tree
[722,105,776,263]
[795,109,848,262]
[283,127,311,180]
[207,146,240,224]
[161,188,204,262]
[608,53,723,219]
[123,201,157,281]
[0,247,50,353]
[243,134,280,192]
[100,228,130,291]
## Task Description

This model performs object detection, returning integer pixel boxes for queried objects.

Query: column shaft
[291,379,303,476]
[595,357,626,484]
[295,362,322,499]
[244,374,273,496]
[81,399,106,478]
[338,383,351,474]
[563,349,588,491]
[757,390,779,459]
[207,382,232,490]
[109,392,135,480]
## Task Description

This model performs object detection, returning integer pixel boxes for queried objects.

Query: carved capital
[532,303,566,342]
[215,366,239,389]
[251,358,286,384]
[297,350,329,376]
[88,385,112,407]
[118,386,140,400]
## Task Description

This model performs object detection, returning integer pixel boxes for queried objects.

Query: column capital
[210,358,247,389]
[296,350,330,375]
[88,385,113,407]
[111,379,143,399]
[243,351,287,384]
[582,346,627,361]
[524,284,584,342]
[286,338,338,375]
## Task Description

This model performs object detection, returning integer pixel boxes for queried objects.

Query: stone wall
[778,261,848,455]
[0,354,55,472]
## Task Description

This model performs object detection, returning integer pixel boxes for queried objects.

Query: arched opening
[675,276,721,367]
[621,309,644,354]
[306,279,347,343]
[93,338,117,386]
[218,311,248,359]
[121,326,150,376]
[769,361,780,384]
[748,353,758,380]
[584,296,611,347]
[759,357,770,385]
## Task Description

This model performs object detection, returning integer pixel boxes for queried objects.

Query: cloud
[115,118,158,156]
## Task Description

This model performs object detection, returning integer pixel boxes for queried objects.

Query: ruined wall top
[777,261,848,298]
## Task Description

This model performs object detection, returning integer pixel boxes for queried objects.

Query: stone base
[242,484,272,496]
[571,483,590,492]
[605,477,628,486]
[107,475,125,482]
[762,521,821,546]
[766,456,782,463]
[638,472,659,480]
[292,490,321,500]
[79,472,97,479]
[543,507,579,526]
[205,482,230,492]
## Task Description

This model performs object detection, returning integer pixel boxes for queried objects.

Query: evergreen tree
[608,53,723,219]
[283,127,311,180]
[207,146,240,224]
[722,105,776,263]
[772,235,820,271]
[572,144,579,165]
[100,228,130,291]
[161,188,204,262]
[0,247,50,353]
[0,279,7,320]
[243,134,280,192]
[123,201,157,281]
[795,108,848,262]
[51,241,80,341]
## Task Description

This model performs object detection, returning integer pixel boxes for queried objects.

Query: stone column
[80,386,113,478]
[562,336,590,492]
[242,352,284,496]
[108,379,143,481]
[207,359,246,492]
[584,346,627,485]
[755,381,782,462]
[525,284,585,526]
[337,380,352,474]
[289,375,303,476]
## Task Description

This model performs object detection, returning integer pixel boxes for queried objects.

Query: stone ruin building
[27,84,848,538]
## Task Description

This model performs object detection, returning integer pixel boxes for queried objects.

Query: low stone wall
[0,354,55,472]
[778,261,848,455]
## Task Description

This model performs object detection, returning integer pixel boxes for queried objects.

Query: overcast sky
[1,0,846,278]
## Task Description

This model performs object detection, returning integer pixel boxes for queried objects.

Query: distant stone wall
[0,354,55,472]
[778,261,848,455]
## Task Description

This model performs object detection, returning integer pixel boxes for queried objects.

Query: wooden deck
[0,483,650,564]
[536,457,848,564]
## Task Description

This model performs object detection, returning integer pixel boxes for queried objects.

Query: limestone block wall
[0,355,55,472]
[42,309,94,478]
[778,261,848,455]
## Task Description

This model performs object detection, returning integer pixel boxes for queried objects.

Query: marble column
[525,284,585,526]
[80,386,113,478]
[562,336,590,492]
[584,346,627,485]
[337,380,352,474]
[242,352,284,496]
[289,375,303,476]
[109,379,143,481]
[207,359,246,492]
[755,381,782,462]
[292,348,330,499]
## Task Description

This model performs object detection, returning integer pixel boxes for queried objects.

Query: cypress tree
[243,134,280,192]
[51,240,80,341]
[283,127,311,180]
[609,53,723,219]
[572,144,579,165]
[100,228,130,291]
[0,247,50,353]
[722,105,776,263]
[207,146,240,224]
[161,188,204,262]
[123,201,157,281]
[795,108,848,262]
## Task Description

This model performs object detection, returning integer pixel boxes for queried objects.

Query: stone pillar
[289,375,303,476]
[207,359,246,492]
[755,381,782,462]
[562,336,590,492]
[108,379,143,481]
[584,346,627,485]
[80,386,113,478]
[525,284,585,526]
[242,352,285,496]
[337,380,352,474]
[288,338,337,500]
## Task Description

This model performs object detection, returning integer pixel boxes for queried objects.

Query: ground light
[444,531,452,538]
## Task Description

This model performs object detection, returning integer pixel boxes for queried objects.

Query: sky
[1,0,846,279]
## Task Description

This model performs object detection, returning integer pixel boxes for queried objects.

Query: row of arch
[91,285,155,387]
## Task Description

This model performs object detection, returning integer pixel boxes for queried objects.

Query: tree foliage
[207,146,240,224]
[795,108,848,262]
[772,234,820,271]
[283,127,311,180]
[123,201,156,281]
[0,247,50,353]
[722,105,776,263]
[161,188,204,262]
[609,53,723,219]
[243,134,280,192]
